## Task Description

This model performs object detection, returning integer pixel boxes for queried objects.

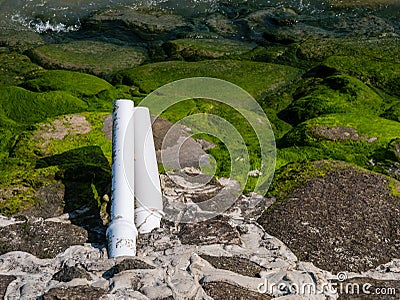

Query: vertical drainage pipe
[107,99,138,258]
[134,107,163,233]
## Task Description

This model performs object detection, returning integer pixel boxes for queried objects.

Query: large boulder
[259,160,400,273]
[86,7,190,40]
[28,40,147,78]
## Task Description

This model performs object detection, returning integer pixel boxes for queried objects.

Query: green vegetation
[280,75,384,125]
[28,40,148,78]
[1,30,400,216]
[114,59,303,100]
[163,38,255,61]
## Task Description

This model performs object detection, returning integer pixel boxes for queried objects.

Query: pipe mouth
[106,219,138,258]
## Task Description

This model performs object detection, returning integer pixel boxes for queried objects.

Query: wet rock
[178,216,241,246]
[87,7,190,40]
[28,40,147,78]
[0,27,44,52]
[200,255,265,277]
[42,285,106,300]
[163,38,255,61]
[0,220,88,258]
[205,14,244,38]
[52,264,91,282]
[0,275,16,298]
[259,161,400,273]
[202,281,271,300]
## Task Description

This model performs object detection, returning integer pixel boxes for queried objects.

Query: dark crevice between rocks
[200,255,265,277]
[41,285,106,300]
[52,264,91,282]
[102,258,155,279]
[178,216,241,246]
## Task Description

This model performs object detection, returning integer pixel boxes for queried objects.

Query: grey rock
[0,220,88,258]
[87,7,190,40]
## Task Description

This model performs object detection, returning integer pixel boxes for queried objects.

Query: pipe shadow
[36,146,111,248]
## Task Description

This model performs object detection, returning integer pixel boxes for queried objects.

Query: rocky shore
[0,1,400,299]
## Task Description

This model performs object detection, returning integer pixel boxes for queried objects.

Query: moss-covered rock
[0,86,87,124]
[259,160,400,272]
[0,53,42,86]
[279,114,400,166]
[298,37,400,63]
[23,70,113,97]
[381,102,400,122]
[114,60,303,100]
[86,7,190,40]
[279,75,384,125]
[322,56,400,97]
[28,40,147,78]
[163,38,255,61]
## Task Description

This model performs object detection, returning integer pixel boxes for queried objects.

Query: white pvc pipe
[133,107,163,233]
[107,99,138,258]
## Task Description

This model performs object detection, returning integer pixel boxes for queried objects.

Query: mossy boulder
[22,70,113,97]
[0,112,112,218]
[381,102,400,122]
[321,56,400,97]
[260,160,400,272]
[298,37,400,63]
[279,113,400,166]
[0,53,42,86]
[279,75,384,125]
[86,7,190,40]
[114,60,303,100]
[28,40,147,78]
[162,38,255,61]
[0,86,87,124]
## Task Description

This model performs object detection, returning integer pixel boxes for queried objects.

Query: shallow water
[0,0,398,34]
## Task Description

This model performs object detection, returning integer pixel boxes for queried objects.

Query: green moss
[114,60,303,101]
[280,75,384,125]
[28,40,148,78]
[267,160,341,204]
[322,56,400,97]
[163,38,255,61]
[382,102,400,122]
[298,37,400,63]
[389,178,400,198]
[0,86,88,124]
[0,53,42,86]
[23,70,113,97]
[279,113,400,168]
